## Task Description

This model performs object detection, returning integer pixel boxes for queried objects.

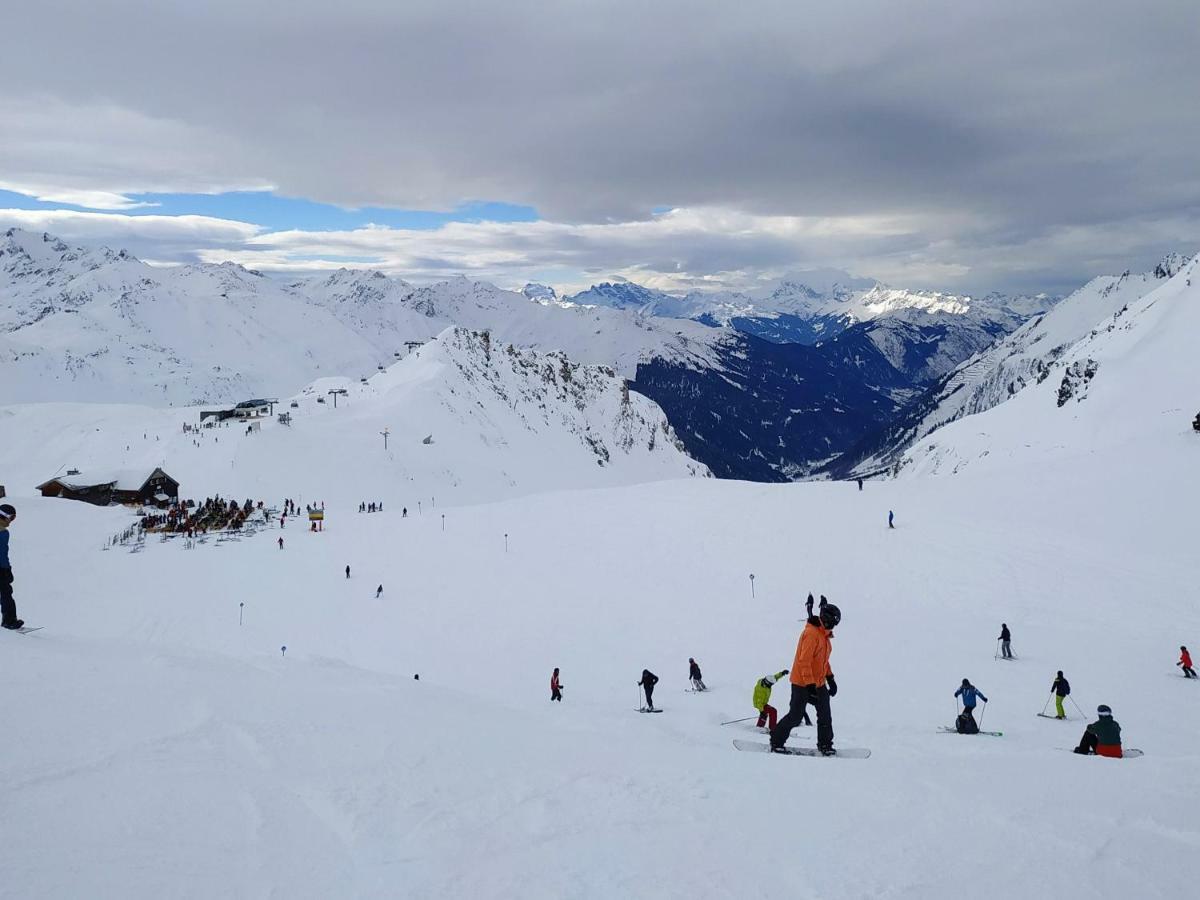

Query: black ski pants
[642,684,655,709]
[551,688,562,702]
[772,684,829,749]
[1183,667,1197,678]
[0,568,16,625]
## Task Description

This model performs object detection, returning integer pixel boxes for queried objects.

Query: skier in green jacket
[754,669,806,730]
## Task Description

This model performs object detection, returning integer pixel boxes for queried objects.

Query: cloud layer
[1,0,1198,293]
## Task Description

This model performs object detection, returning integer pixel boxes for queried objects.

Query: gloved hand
[826,674,838,697]
[806,593,814,615]
[819,595,828,608]
[806,684,819,702]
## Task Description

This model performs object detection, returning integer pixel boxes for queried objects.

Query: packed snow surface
[2,425,1198,897]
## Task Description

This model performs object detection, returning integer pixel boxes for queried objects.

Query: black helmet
[962,678,970,686]
[1097,704,1112,717]
[819,603,841,629]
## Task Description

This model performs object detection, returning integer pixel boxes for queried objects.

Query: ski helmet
[819,603,841,629]
[962,678,970,686]
[0,503,14,522]
[1097,704,1112,717]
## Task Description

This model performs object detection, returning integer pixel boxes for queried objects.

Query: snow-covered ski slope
[0,326,706,506]
[2,263,1199,898]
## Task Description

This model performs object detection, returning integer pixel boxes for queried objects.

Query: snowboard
[6,626,43,635]
[733,739,870,759]
[938,726,1003,737]
[1064,748,1143,759]
[637,707,664,714]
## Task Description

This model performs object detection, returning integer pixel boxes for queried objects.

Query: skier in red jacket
[550,668,563,701]
[1180,646,1196,678]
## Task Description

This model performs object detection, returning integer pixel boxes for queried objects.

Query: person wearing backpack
[954,678,988,733]
[638,669,659,711]
[1051,671,1071,719]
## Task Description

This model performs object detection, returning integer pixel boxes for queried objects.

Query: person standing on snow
[1179,646,1196,678]
[954,678,988,733]
[753,669,797,731]
[771,595,840,755]
[688,658,707,691]
[551,667,563,702]
[888,510,895,529]
[277,536,284,550]
[1074,704,1123,757]
[345,565,350,579]
[0,504,23,630]
[638,669,659,711]
[376,584,383,598]
[999,624,1013,659]
[1051,671,1071,719]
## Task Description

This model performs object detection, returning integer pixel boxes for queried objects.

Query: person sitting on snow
[1074,705,1123,757]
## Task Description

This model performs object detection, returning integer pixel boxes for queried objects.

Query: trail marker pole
[442,514,445,532]
[239,602,244,626]
[504,533,508,552]
[749,573,755,599]
[281,645,287,658]
[380,427,390,450]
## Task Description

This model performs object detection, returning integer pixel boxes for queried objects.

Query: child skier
[1074,705,1123,757]
[638,669,659,711]
[551,668,563,702]
[1179,646,1196,678]
[753,669,792,731]
[954,678,988,733]
[998,624,1012,659]
[688,658,707,691]
[1051,671,1071,719]
[0,504,22,630]
[771,595,840,755]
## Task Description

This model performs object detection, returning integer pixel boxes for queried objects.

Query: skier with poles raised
[753,669,795,731]
[1050,671,1071,719]
[998,623,1012,659]
[954,678,988,733]
[770,594,840,755]
[638,669,660,711]
[1073,704,1123,757]
[688,658,707,692]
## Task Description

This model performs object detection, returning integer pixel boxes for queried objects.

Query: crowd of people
[140,496,268,537]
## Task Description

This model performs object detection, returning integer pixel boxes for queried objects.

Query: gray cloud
[1,0,1197,293]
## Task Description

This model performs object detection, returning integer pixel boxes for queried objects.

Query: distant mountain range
[9,227,1153,483]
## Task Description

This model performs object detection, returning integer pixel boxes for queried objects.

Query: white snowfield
[1,260,1198,899]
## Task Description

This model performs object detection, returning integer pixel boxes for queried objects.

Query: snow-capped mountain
[0,326,707,505]
[521,282,557,303]
[827,254,1193,477]
[900,253,1199,477]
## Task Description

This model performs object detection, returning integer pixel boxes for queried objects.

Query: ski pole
[1069,696,1088,720]
[978,700,988,731]
[994,639,1000,660]
[720,716,758,726]
[1040,694,1052,715]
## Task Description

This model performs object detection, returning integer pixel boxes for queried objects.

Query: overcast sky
[1,0,1197,296]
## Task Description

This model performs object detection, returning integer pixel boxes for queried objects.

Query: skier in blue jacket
[954,678,987,733]
[0,504,22,630]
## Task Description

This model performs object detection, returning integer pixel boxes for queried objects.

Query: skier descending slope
[1074,705,1123,757]
[998,623,1013,659]
[1179,646,1196,678]
[1050,671,1071,719]
[954,679,988,733]
[688,658,707,691]
[753,669,791,730]
[638,670,659,711]
[771,595,840,755]
[0,504,23,630]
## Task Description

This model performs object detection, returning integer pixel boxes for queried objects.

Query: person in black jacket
[1051,671,1071,719]
[638,669,660,710]
[688,658,707,691]
[998,624,1012,659]
[0,504,21,630]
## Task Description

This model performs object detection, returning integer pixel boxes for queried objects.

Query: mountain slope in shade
[827,254,1192,477]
